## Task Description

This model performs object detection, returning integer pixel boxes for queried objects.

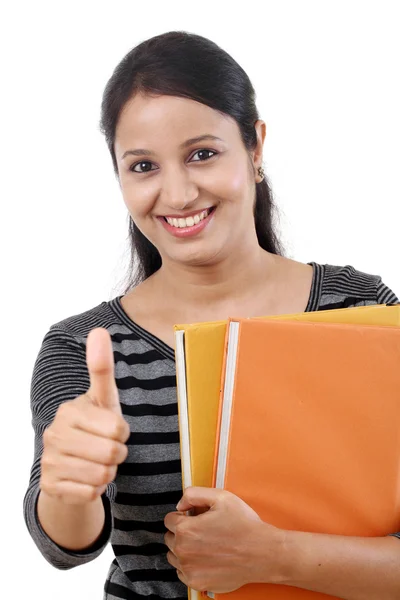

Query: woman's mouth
[158,206,216,238]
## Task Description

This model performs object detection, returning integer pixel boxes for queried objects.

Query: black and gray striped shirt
[23,262,400,600]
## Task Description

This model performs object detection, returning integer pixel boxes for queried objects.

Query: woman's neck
[149,246,277,311]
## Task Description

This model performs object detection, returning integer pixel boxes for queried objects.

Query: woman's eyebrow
[121,134,224,160]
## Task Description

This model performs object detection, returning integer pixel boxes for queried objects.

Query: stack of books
[174,304,400,600]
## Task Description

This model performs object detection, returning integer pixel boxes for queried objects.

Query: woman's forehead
[115,93,235,149]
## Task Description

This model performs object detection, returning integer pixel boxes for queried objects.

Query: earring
[258,166,265,182]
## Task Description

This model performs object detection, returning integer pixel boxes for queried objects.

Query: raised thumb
[86,327,121,414]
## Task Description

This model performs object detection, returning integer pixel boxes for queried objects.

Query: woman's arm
[262,527,400,600]
[37,489,106,552]
[165,487,400,599]
[23,327,114,569]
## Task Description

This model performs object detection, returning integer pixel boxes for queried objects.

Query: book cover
[211,318,400,599]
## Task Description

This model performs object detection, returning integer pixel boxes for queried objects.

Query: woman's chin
[167,246,226,268]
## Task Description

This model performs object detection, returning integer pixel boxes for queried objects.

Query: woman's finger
[46,427,128,466]
[176,569,188,586]
[86,327,122,415]
[40,479,105,505]
[164,530,174,552]
[43,453,117,488]
[166,550,179,569]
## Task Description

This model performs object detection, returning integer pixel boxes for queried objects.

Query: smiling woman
[99,31,284,292]
[23,30,400,600]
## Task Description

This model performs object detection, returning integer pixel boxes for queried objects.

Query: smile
[163,207,214,229]
[159,206,216,238]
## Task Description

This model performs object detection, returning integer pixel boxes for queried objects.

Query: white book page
[215,321,240,489]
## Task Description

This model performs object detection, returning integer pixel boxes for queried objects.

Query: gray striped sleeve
[23,326,115,570]
[376,279,399,305]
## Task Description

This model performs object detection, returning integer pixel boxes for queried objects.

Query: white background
[2,1,400,598]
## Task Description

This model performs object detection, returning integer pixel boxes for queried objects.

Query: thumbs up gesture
[40,328,130,505]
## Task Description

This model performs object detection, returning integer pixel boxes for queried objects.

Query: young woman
[23,31,400,600]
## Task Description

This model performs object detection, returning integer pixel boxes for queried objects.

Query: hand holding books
[164,486,284,594]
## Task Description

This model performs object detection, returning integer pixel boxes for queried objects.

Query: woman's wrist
[248,521,293,585]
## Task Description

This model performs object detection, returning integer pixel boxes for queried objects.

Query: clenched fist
[40,327,130,505]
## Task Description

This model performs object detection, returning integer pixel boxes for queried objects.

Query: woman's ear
[253,120,266,171]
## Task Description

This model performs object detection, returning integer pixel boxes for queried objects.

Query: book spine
[211,321,231,488]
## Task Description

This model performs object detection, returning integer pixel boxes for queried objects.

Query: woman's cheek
[122,186,154,220]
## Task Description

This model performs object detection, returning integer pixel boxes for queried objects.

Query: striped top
[23,262,400,600]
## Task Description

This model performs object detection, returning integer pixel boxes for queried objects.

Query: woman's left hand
[164,486,285,593]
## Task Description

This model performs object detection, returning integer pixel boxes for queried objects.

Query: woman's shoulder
[44,294,170,358]
[45,298,125,348]
[309,262,399,310]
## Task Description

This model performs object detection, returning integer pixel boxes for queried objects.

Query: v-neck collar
[107,261,323,361]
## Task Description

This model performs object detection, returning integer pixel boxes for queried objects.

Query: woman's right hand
[40,327,130,505]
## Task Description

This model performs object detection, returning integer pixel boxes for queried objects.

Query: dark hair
[99,31,285,294]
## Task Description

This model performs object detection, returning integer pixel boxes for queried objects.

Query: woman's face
[114,92,265,269]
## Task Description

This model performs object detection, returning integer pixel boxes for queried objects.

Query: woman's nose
[160,171,199,211]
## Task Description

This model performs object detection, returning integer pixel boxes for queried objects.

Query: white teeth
[165,208,212,228]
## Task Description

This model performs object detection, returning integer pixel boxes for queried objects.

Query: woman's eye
[129,149,217,173]
[130,161,154,173]
[191,149,216,162]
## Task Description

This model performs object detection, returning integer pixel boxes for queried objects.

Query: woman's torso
[25,261,398,599]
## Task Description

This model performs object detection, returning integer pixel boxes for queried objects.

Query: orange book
[175,305,400,493]
[211,318,400,600]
